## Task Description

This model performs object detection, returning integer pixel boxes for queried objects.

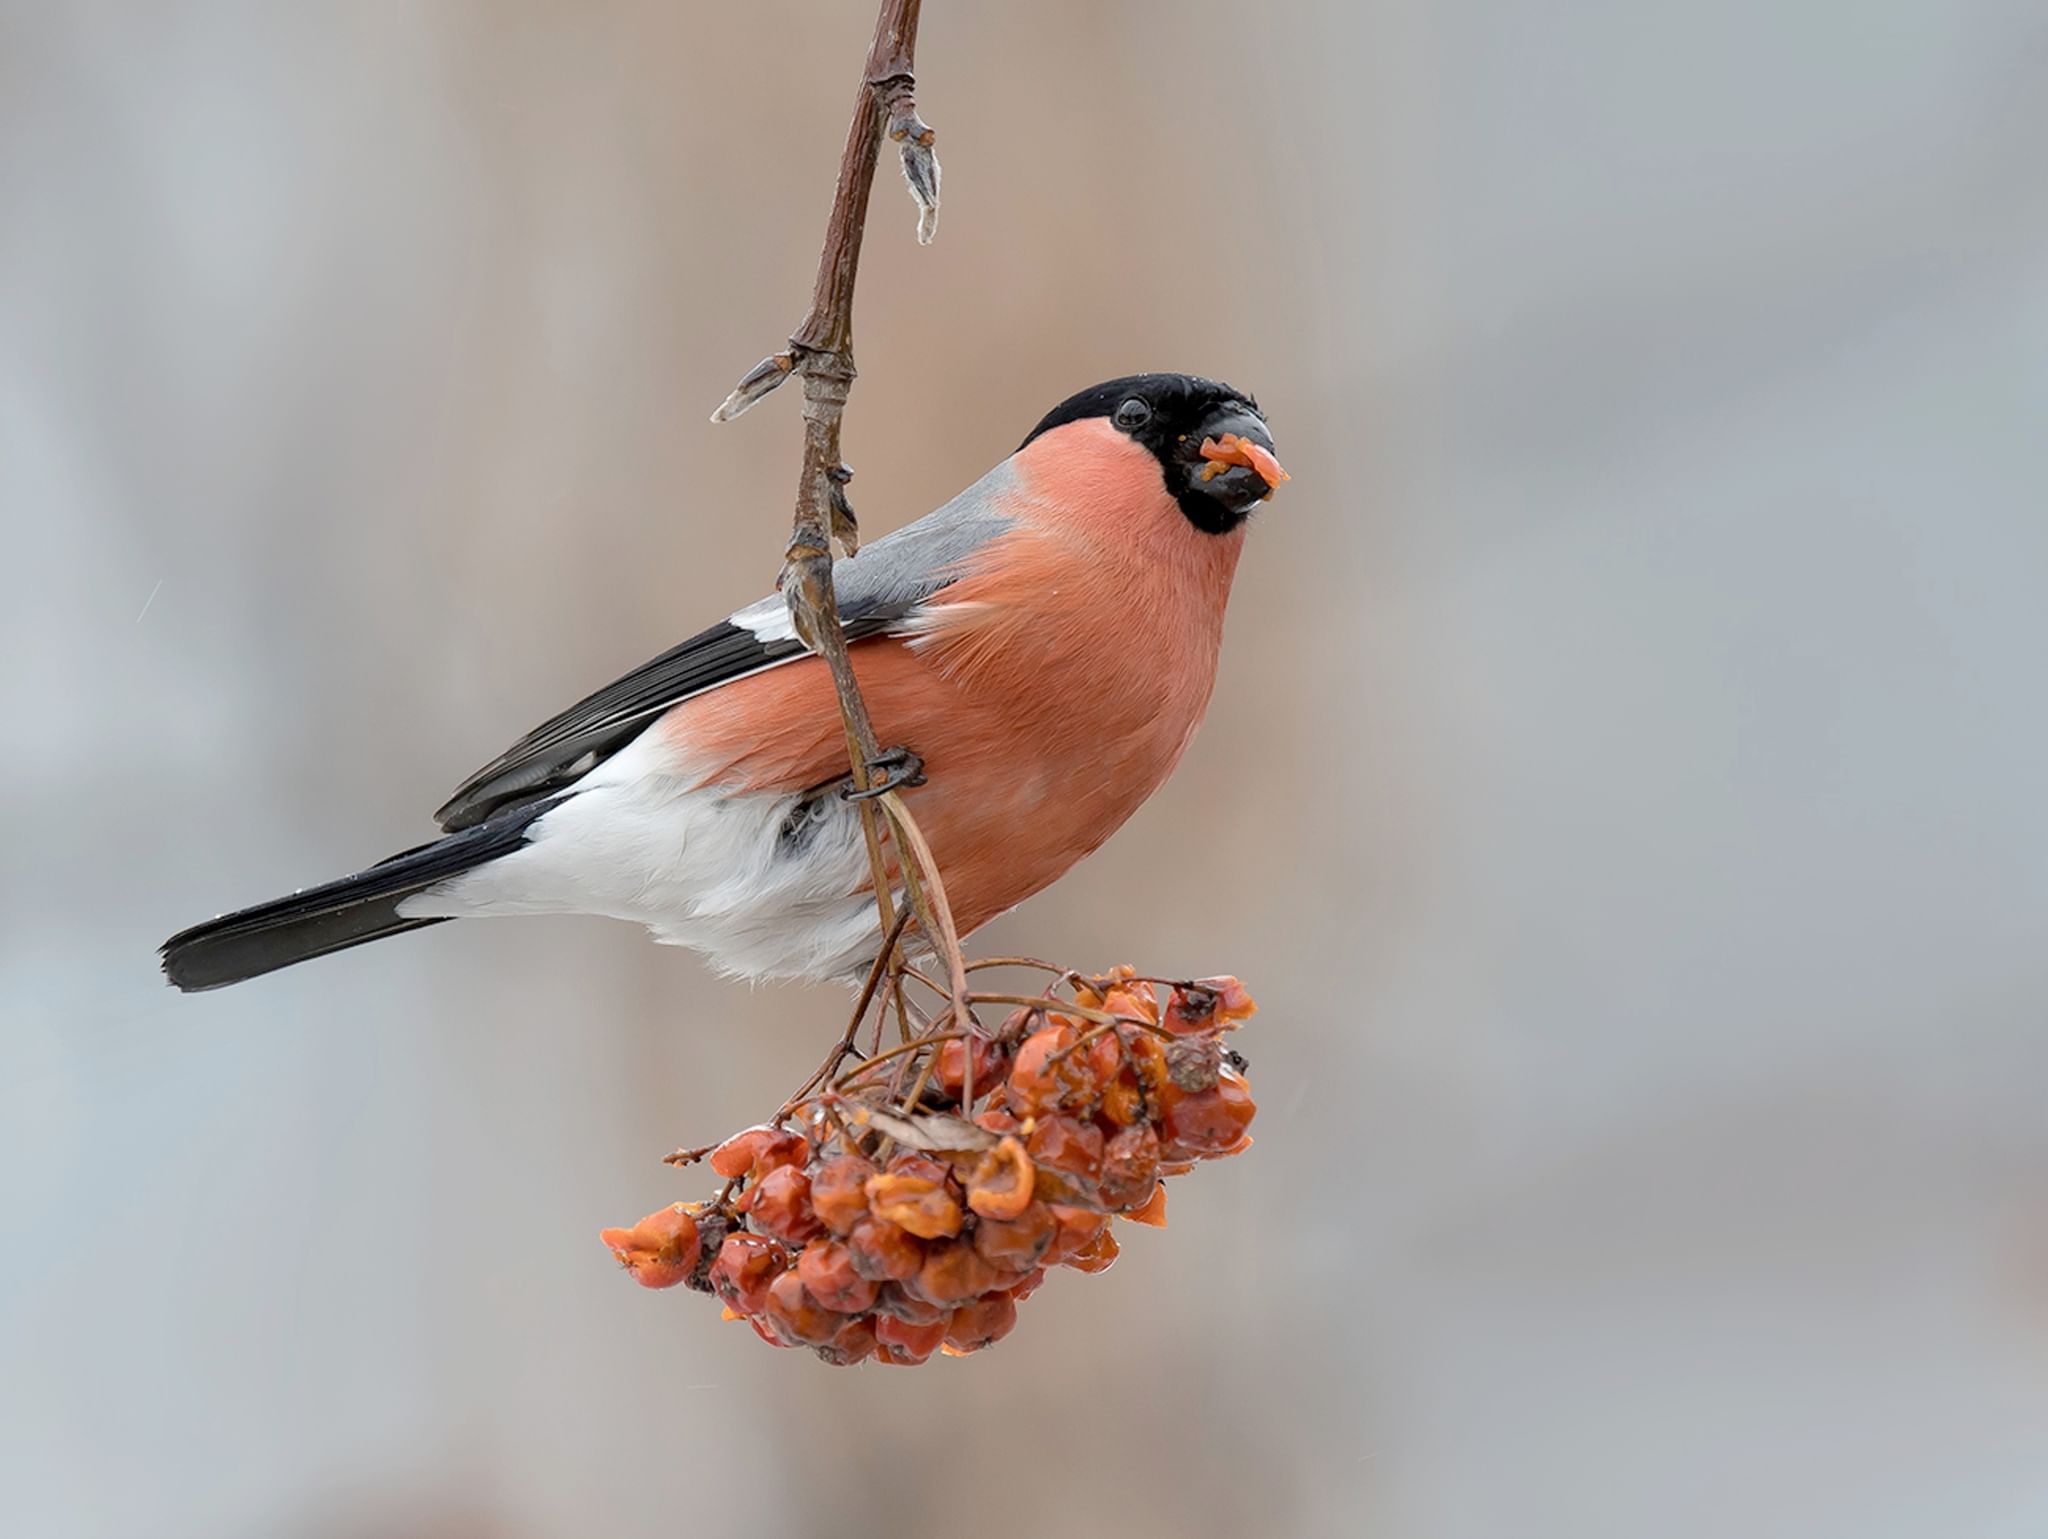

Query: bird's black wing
[435,473,1017,831]
[432,608,894,831]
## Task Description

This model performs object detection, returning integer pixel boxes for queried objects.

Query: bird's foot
[842,746,926,801]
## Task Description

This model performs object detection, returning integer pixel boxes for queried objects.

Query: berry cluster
[601,967,1257,1366]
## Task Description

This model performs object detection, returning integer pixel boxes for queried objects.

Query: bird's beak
[1187,408,1289,515]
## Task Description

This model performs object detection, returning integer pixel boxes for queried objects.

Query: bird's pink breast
[661,418,1245,937]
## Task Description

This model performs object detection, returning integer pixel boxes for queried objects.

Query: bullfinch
[161,372,1288,991]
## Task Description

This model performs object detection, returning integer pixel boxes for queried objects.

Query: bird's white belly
[399,731,884,981]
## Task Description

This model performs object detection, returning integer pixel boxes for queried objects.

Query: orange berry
[1119,1182,1168,1228]
[975,1105,1023,1136]
[761,1268,844,1347]
[1160,1065,1256,1156]
[797,1239,881,1314]
[864,1173,964,1240]
[913,1239,1005,1306]
[1099,1122,1161,1212]
[809,1153,877,1235]
[1043,1204,1110,1266]
[1064,1226,1121,1275]
[815,1313,878,1367]
[1007,1266,1049,1302]
[709,1233,790,1315]
[936,1036,1011,1105]
[1004,1023,1091,1115]
[1098,1075,1146,1128]
[708,1125,808,1180]
[844,1214,925,1281]
[598,1203,701,1289]
[966,1135,1035,1220]
[874,1311,949,1364]
[746,1164,824,1244]
[873,1280,948,1326]
[944,1293,1018,1354]
[1027,1114,1105,1186]
[971,1199,1057,1272]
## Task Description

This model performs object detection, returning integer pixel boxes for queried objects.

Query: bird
[160,372,1288,992]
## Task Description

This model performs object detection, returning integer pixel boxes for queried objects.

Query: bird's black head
[1020,372,1288,535]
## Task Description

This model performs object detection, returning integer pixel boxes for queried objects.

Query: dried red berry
[1004,1023,1091,1115]
[944,1293,1018,1355]
[1027,1114,1105,1186]
[1063,1226,1120,1275]
[874,1311,948,1364]
[709,1233,790,1315]
[1160,1065,1256,1156]
[966,1135,1035,1220]
[844,1214,925,1281]
[865,1173,964,1239]
[913,1238,1005,1306]
[761,1267,844,1347]
[809,1153,877,1235]
[971,1199,1057,1272]
[1120,1182,1168,1228]
[708,1125,808,1180]
[797,1238,881,1314]
[746,1164,825,1244]
[936,1036,1011,1104]
[1098,1122,1161,1212]
[815,1313,878,1367]
[1042,1204,1110,1266]
[598,1203,701,1290]
[873,1280,948,1327]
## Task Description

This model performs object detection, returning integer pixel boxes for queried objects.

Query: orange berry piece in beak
[1197,433,1291,494]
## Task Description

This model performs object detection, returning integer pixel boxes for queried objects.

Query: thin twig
[710,0,951,1006]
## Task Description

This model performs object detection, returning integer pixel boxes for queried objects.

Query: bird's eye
[1113,397,1152,430]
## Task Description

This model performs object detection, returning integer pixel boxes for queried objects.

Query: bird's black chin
[1173,406,1284,534]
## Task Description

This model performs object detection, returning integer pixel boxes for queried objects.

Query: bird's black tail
[160,800,553,992]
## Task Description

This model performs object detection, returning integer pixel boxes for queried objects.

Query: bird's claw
[842,746,926,801]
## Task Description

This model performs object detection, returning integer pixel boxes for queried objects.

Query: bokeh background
[6,3,2048,1536]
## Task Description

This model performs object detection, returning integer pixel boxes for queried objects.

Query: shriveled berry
[797,1239,880,1314]
[865,1173,964,1239]
[1004,1024,1091,1115]
[1195,975,1257,1025]
[761,1268,845,1347]
[1157,1157,1199,1178]
[709,1233,790,1315]
[1160,1065,1256,1155]
[885,1151,951,1185]
[709,1125,808,1180]
[936,1036,1011,1104]
[1027,1114,1105,1185]
[966,1135,1035,1220]
[975,1105,1023,1136]
[1098,1122,1161,1212]
[971,1199,1057,1272]
[1042,1204,1110,1266]
[598,1203,701,1289]
[1119,1182,1168,1227]
[874,1312,949,1363]
[747,1164,825,1244]
[809,1153,877,1235]
[1098,1075,1146,1128]
[1164,1036,1222,1092]
[944,1293,1018,1354]
[913,1238,1005,1306]
[1007,1266,1049,1302]
[1064,1226,1120,1275]
[873,1280,948,1327]
[844,1213,925,1281]
[815,1313,878,1367]
[1211,1132,1254,1159]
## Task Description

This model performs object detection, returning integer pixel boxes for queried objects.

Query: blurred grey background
[5,2,2047,1537]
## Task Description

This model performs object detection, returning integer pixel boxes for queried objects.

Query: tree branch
[709,0,945,984]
